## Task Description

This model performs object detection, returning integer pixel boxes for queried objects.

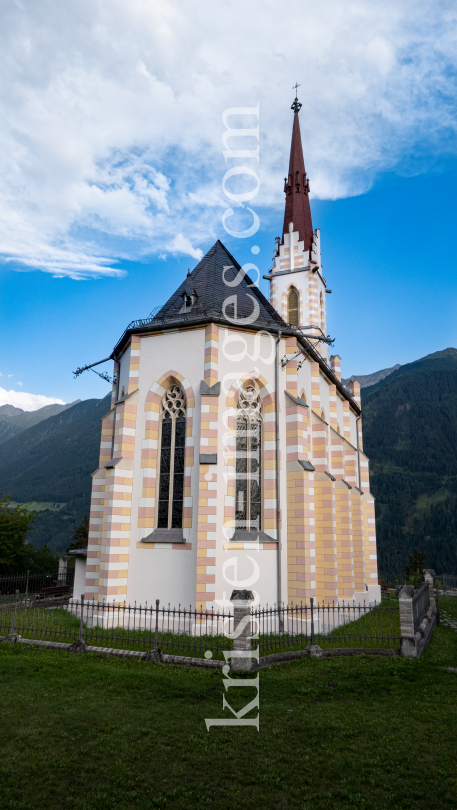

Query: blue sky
[0,0,456,408]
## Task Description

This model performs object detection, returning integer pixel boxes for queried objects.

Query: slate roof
[154,240,287,328]
[113,240,289,357]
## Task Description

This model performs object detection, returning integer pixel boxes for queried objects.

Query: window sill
[141,529,185,543]
[230,530,277,543]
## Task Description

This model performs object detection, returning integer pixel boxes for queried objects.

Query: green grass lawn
[0,599,456,810]
[9,501,65,512]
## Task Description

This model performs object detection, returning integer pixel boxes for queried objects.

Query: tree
[26,544,59,574]
[0,493,37,574]
[405,548,427,589]
[67,515,89,551]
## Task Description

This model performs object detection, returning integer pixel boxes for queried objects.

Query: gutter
[356,415,362,491]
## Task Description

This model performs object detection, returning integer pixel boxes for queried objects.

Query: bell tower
[268,90,329,357]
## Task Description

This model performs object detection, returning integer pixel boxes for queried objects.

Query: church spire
[282,89,313,252]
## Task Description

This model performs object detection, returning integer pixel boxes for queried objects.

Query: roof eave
[112,315,360,415]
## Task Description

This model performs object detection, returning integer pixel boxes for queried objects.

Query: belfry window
[235,386,262,531]
[288,287,299,326]
[157,385,186,529]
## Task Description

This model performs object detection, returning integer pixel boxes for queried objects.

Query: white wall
[336,394,344,435]
[125,328,204,607]
[319,374,330,421]
[73,557,87,601]
[126,547,196,607]
[297,359,311,405]
[118,343,131,398]
[214,548,278,609]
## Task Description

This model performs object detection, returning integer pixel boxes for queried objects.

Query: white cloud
[0,0,454,278]
[167,234,203,261]
[17,382,23,386]
[0,387,66,412]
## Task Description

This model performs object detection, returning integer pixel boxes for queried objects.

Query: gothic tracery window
[235,386,262,532]
[157,385,186,529]
[288,287,299,326]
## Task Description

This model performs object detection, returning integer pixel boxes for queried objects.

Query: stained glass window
[235,386,262,531]
[157,385,186,529]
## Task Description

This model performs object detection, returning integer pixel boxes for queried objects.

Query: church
[81,96,380,610]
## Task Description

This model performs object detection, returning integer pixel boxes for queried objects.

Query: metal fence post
[154,599,160,652]
[11,590,19,635]
[79,595,85,643]
[25,570,30,601]
[310,597,315,645]
[435,577,440,626]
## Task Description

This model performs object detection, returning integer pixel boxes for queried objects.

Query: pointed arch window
[235,386,262,531]
[288,287,299,326]
[157,385,186,529]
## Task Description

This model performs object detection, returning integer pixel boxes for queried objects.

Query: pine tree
[0,493,37,574]
[404,548,427,589]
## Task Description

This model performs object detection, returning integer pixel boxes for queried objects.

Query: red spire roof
[282,96,313,251]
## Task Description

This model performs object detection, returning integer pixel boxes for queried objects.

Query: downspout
[110,358,120,460]
[356,414,362,491]
[275,331,282,612]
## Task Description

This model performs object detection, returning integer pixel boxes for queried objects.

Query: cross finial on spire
[291,83,302,113]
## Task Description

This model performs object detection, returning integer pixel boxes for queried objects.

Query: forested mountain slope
[0,394,110,552]
[362,348,457,579]
[0,400,80,444]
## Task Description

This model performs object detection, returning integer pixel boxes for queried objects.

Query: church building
[82,96,380,609]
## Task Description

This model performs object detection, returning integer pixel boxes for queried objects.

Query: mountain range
[0,400,80,444]
[342,364,401,389]
[1,349,457,579]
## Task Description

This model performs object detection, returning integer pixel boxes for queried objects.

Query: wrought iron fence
[0,597,235,658]
[0,595,401,658]
[255,598,401,653]
[0,570,74,605]
[412,582,430,632]
[440,574,457,593]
